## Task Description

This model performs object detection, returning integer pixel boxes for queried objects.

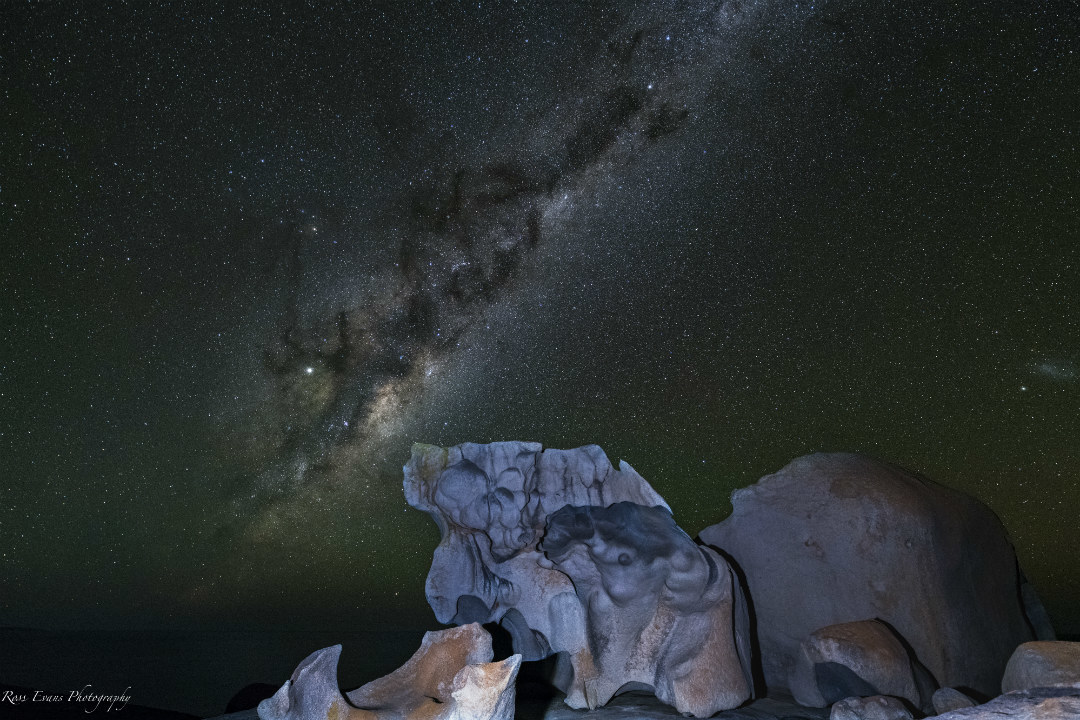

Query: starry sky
[3,0,1078,641]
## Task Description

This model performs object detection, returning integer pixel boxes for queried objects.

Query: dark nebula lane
[230,1,739,517]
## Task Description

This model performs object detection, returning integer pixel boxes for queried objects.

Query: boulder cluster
[259,443,1078,720]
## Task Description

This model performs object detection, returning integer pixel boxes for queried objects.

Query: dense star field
[3,0,1078,648]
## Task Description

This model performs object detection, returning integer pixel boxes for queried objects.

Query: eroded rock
[542,502,751,715]
[346,623,495,713]
[699,453,1043,699]
[257,624,520,720]
[1002,641,1080,694]
[258,644,358,720]
[404,441,750,715]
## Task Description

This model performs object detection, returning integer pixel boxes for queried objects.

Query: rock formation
[1001,641,1080,694]
[789,619,926,710]
[699,453,1043,700]
[404,441,751,715]
[257,624,520,720]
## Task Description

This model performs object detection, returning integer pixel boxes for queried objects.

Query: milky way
[5,0,1078,636]
[193,0,1080,629]
[227,1,765,546]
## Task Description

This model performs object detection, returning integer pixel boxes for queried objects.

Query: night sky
[3,0,1078,646]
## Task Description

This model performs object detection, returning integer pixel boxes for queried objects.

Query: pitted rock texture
[699,453,1042,700]
[542,502,751,716]
[789,620,925,710]
[404,441,750,715]
[257,624,520,720]
[1002,642,1080,694]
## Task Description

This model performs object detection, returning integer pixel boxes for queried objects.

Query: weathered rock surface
[931,687,977,714]
[404,441,751,715]
[258,644,347,720]
[1002,642,1080,694]
[829,695,913,720]
[346,623,501,714]
[699,453,1043,699]
[257,624,520,720]
[934,683,1080,719]
[789,620,922,709]
[542,502,750,715]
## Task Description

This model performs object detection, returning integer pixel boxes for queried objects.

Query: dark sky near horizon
[2,0,1078,638]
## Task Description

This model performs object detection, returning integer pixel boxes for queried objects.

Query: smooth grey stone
[700,453,1044,699]
[1002,642,1080,694]
[932,687,977,714]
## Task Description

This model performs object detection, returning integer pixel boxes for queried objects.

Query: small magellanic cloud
[1033,359,1078,382]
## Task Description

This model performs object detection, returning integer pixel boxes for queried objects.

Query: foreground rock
[257,624,520,720]
[699,453,1044,699]
[789,620,925,710]
[829,695,912,720]
[1002,642,1080,693]
[934,683,1080,719]
[404,441,751,715]
[932,688,977,714]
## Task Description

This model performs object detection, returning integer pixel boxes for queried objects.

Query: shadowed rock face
[404,441,750,715]
[788,619,926,710]
[699,453,1042,700]
[257,624,520,720]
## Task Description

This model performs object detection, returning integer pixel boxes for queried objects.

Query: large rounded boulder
[1001,641,1080,693]
[699,453,1048,699]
